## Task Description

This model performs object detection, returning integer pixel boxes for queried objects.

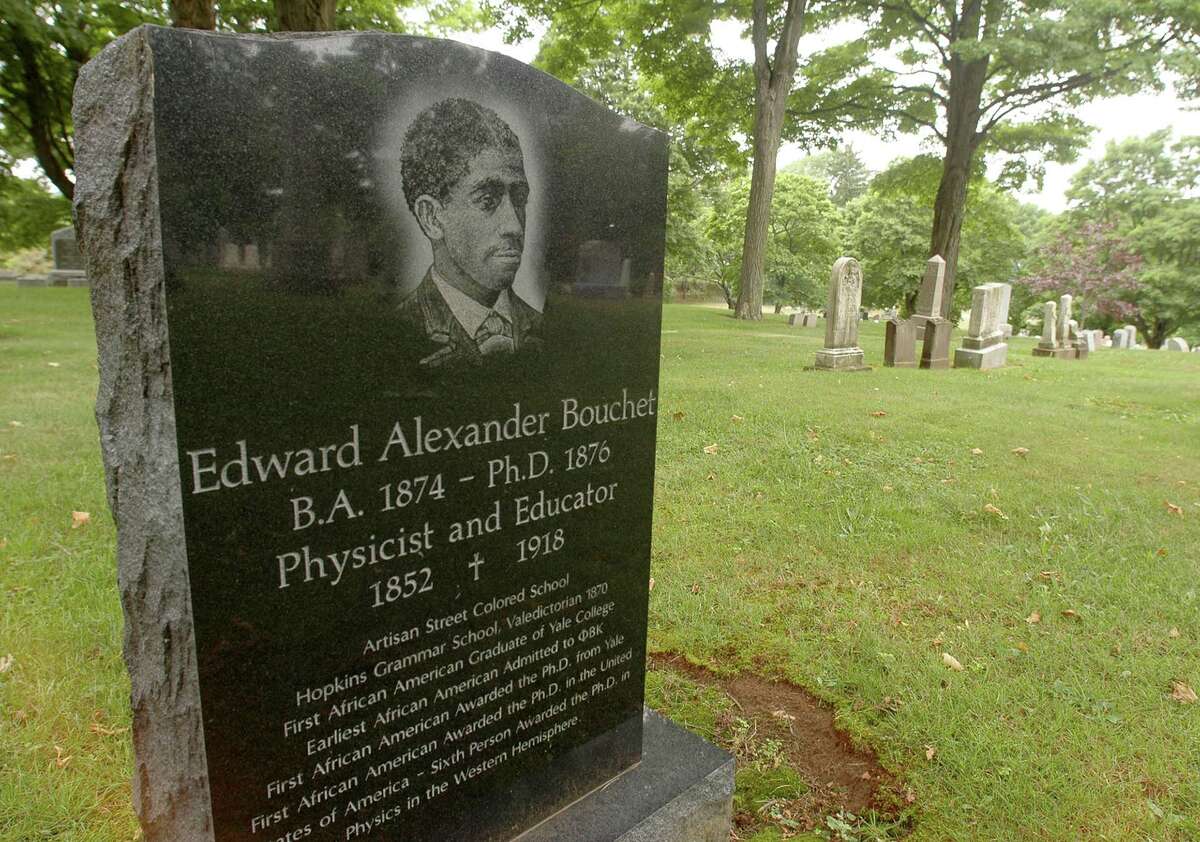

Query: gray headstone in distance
[1164,337,1189,352]
[813,257,868,371]
[74,25,729,842]
[911,254,945,338]
[954,282,1010,370]
[883,317,917,368]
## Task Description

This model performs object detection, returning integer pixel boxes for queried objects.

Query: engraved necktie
[474,311,514,356]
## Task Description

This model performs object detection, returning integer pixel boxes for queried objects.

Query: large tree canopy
[837,0,1200,315]
[0,0,472,203]
[848,155,1026,311]
[1039,130,1200,347]
[491,0,891,319]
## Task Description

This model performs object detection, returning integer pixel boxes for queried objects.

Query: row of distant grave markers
[802,256,1200,367]
[804,254,1014,372]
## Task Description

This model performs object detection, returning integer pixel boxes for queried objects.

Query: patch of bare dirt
[649,651,905,832]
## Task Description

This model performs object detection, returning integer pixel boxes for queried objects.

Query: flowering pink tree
[1022,221,1142,322]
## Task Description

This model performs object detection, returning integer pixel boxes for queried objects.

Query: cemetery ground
[2,288,1199,842]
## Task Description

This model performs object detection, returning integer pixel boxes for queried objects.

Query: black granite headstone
[76,27,669,842]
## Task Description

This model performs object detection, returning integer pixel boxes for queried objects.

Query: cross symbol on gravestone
[468,552,486,582]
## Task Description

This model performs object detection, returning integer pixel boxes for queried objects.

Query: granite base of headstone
[17,274,48,287]
[75,25,730,842]
[883,317,917,368]
[521,708,733,842]
[49,269,89,287]
[919,318,952,370]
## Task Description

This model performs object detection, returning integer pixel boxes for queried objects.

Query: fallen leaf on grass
[882,484,894,492]
[705,472,716,481]
[1026,611,1041,624]
[925,745,937,760]
[771,709,796,723]
[0,654,12,673]
[1011,447,1030,457]
[870,410,887,418]
[860,771,872,780]
[1169,627,1181,639]
[730,414,744,423]
[12,709,27,724]
[690,583,701,595]
[53,745,71,769]
[983,503,1008,519]
[89,722,128,737]
[671,411,685,422]
[1061,609,1080,620]
[71,511,90,529]
[942,653,964,671]
[702,443,719,455]
[648,577,655,592]
[1165,501,1183,516]
[8,421,22,427]
[970,448,984,456]
[1016,641,1029,653]
[1170,681,1197,704]
[47,362,60,368]
[1157,548,1169,557]
[904,787,917,804]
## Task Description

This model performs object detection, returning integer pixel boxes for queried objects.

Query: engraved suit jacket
[397,270,544,369]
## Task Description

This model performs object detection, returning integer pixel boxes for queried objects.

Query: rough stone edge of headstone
[73,26,215,842]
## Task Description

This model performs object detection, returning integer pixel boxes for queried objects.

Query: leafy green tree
[1066,130,1200,227]
[838,0,1200,316]
[706,172,845,312]
[785,144,871,206]
[1128,201,1200,347]
[0,0,466,205]
[0,173,71,252]
[493,0,890,320]
[1057,131,1200,347]
[848,156,1025,310]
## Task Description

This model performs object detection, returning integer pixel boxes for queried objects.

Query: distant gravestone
[1164,337,1190,352]
[1032,300,1078,359]
[1112,330,1128,349]
[911,255,945,338]
[1057,294,1073,345]
[787,313,801,327]
[813,257,868,371]
[1124,325,1138,346]
[49,226,89,287]
[1082,330,1098,353]
[17,274,49,287]
[75,26,731,842]
[883,317,918,368]
[802,313,819,328]
[919,318,952,369]
[954,282,1011,370]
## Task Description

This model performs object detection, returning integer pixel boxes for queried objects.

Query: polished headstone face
[148,28,665,841]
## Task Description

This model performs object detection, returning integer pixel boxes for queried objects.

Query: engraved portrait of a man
[399,98,544,368]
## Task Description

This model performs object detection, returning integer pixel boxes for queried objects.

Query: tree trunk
[171,0,216,29]
[275,0,337,31]
[928,13,990,318]
[734,0,807,320]
[12,31,74,199]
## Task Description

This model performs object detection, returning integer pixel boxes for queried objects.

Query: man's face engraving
[432,148,528,294]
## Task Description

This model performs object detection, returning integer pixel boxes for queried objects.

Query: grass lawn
[2,288,1199,841]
